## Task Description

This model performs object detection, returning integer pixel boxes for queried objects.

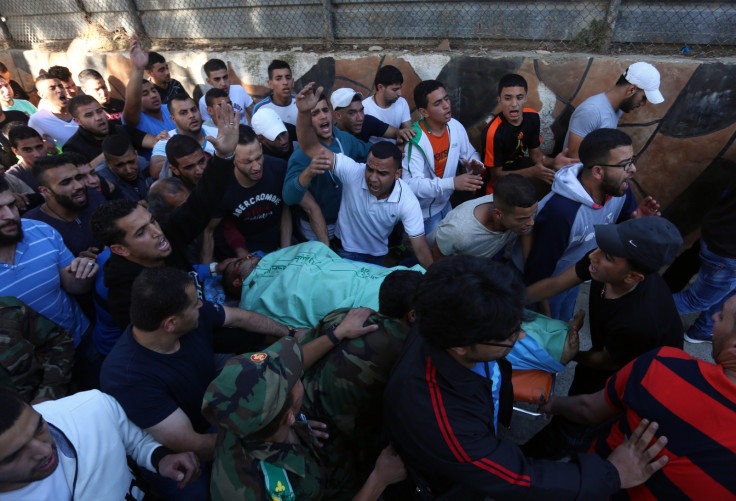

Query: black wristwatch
[287,327,296,337]
[324,324,340,346]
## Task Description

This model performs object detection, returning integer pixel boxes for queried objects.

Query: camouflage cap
[202,337,303,437]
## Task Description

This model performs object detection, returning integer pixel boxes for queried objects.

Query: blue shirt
[123,104,176,137]
[0,220,89,345]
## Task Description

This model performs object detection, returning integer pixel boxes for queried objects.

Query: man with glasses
[563,62,664,158]
[383,255,670,500]
[523,128,660,321]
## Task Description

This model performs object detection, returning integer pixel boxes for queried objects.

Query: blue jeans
[674,239,736,338]
[336,248,385,266]
[423,201,452,237]
[547,285,580,322]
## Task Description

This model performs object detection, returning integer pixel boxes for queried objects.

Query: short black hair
[165,134,201,167]
[102,134,134,160]
[0,175,10,194]
[77,69,104,85]
[374,65,403,88]
[204,87,228,107]
[35,73,58,85]
[90,199,139,246]
[414,80,445,110]
[579,128,632,168]
[32,154,75,187]
[238,124,259,146]
[203,59,227,77]
[130,268,194,331]
[497,74,528,96]
[47,65,72,82]
[146,51,166,71]
[62,151,90,167]
[268,60,291,80]
[493,174,537,212]
[378,270,422,318]
[2,121,28,141]
[415,255,526,348]
[368,141,402,170]
[168,93,194,110]
[68,94,100,118]
[0,389,27,434]
[8,125,41,148]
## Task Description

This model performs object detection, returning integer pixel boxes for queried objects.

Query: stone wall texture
[2,48,734,239]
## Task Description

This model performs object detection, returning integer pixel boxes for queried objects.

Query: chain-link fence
[0,0,734,55]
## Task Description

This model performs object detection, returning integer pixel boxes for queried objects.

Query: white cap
[251,108,287,141]
[330,88,364,109]
[624,62,664,104]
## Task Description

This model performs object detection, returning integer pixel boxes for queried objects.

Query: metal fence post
[322,0,335,43]
[125,0,149,40]
[605,0,622,47]
[0,15,14,49]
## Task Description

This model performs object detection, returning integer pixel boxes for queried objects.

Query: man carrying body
[523,217,683,458]
[283,89,371,243]
[150,93,218,179]
[24,154,106,256]
[432,173,537,259]
[122,35,176,140]
[538,294,736,499]
[402,80,485,235]
[211,125,291,255]
[362,65,413,143]
[297,83,432,268]
[383,255,669,500]
[77,69,125,125]
[28,74,78,149]
[332,88,414,144]
[251,107,295,161]
[63,94,156,167]
[146,51,189,105]
[564,62,664,158]
[97,134,153,202]
[0,76,37,116]
[0,389,200,500]
[198,58,253,126]
[252,59,298,125]
[524,128,660,321]
[480,74,563,194]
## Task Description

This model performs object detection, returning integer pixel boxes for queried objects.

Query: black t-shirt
[102,98,125,126]
[482,110,541,170]
[569,272,683,395]
[216,155,287,253]
[153,79,189,105]
[0,109,30,130]
[354,114,390,142]
[62,123,146,163]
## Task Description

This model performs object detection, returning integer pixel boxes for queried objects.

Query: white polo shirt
[362,96,411,144]
[333,153,424,256]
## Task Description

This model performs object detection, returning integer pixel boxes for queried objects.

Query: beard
[0,219,23,245]
[52,189,88,212]
[619,93,640,113]
[601,170,627,197]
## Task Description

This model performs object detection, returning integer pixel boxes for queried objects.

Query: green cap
[202,337,303,437]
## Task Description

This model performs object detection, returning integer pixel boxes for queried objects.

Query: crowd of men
[0,35,734,501]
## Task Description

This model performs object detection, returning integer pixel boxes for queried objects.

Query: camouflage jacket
[0,296,74,401]
[210,422,325,501]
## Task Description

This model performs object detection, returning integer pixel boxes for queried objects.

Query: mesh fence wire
[0,0,733,55]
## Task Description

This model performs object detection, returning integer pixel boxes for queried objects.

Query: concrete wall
[3,47,735,239]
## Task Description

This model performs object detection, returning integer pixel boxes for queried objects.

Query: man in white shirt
[362,65,413,144]
[198,58,253,126]
[252,59,298,125]
[28,74,78,148]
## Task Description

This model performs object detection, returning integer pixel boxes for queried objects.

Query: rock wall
[2,48,735,238]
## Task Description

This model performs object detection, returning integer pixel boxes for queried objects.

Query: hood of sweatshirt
[550,163,599,208]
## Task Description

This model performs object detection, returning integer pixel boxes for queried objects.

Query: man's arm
[279,203,292,249]
[222,305,290,338]
[566,132,584,159]
[409,235,433,269]
[301,308,378,371]
[299,190,329,245]
[199,217,221,264]
[540,389,620,426]
[25,304,74,402]
[574,346,620,372]
[146,407,217,461]
[295,82,335,161]
[526,264,582,303]
[431,240,447,261]
[149,155,166,180]
[123,34,147,126]
[59,255,98,295]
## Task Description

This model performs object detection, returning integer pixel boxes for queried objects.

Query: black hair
[130,268,194,331]
[68,94,100,118]
[497,73,528,96]
[238,124,259,146]
[2,121,27,140]
[493,174,537,211]
[413,80,445,110]
[8,125,41,148]
[32,154,75,187]
[102,134,134,159]
[203,59,227,77]
[62,151,90,167]
[579,128,632,168]
[168,93,194,110]
[47,65,73,82]
[378,270,422,319]
[90,199,139,246]
[35,73,58,85]
[204,87,229,107]
[415,255,526,348]
[368,141,402,170]
[268,60,291,80]
[165,134,201,167]
[146,51,166,71]
[0,62,7,74]
[615,73,630,87]
[77,69,104,85]
[374,65,403,89]
[148,177,187,218]
[0,389,27,434]
[0,175,10,194]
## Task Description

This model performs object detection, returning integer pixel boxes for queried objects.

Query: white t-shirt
[433,195,517,258]
[0,455,71,500]
[28,109,79,148]
[333,153,424,256]
[198,85,253,126]
[362,96,411,144]
[253,96,298,125]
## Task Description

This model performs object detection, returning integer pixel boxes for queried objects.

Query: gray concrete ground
[500,281,713,445]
